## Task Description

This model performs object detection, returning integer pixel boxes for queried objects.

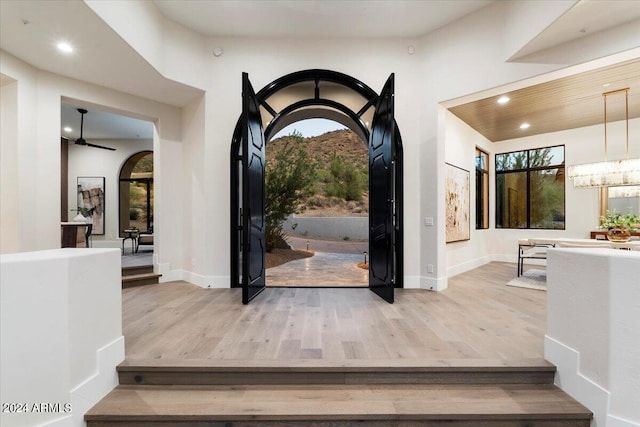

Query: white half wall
[546,248,640,427]
[1,248,124,427]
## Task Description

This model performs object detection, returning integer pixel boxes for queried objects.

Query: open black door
[369,74,395,303]
[241,72,266,304]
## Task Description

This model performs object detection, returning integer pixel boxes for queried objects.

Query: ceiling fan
[74,108,116,151]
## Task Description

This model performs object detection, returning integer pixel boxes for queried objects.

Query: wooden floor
[89,263,592,426]
[87,383,589,425]
[123,262,546,362]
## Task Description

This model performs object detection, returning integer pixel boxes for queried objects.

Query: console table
[61,222,88,248]
[590,230,640,240]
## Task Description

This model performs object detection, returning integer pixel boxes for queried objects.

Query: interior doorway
[231,70,403,304]
[265,119,369,287]
[119,151,154,236]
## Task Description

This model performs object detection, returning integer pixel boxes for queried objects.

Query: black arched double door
[231,70,402,304]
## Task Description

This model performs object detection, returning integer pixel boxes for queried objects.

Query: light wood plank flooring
[123,262,546,362]
[86,383,589,424]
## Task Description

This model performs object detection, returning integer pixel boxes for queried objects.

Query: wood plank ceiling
[448,59,640,142]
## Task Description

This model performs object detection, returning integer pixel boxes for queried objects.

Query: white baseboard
[181,270,230,288]
[447,255,492,278]
[38,336,125,427]
[607,415,640,427]
[403,275,447,291]
[545,335,610,427]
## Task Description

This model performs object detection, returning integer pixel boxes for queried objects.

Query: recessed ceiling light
[63,126,72,132]
[520,123,530,130]
[497,96,510,105]
[57,42,74,54]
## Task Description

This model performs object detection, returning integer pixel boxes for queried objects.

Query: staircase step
[118,358,556,386]
[122,265,154,276]
[85,383,592,427]
[122,273,162,288]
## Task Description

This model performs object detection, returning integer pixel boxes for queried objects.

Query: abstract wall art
[445,163,470,243]
[77,176,105,235]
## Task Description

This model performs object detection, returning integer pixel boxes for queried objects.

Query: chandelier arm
[626,89,629,160]
[604,92,608,161]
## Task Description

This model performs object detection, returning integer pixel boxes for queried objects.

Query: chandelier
[567,88,640,188]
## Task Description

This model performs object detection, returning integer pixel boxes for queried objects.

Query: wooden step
[122,265,154,276]
[85,383,592,427]
[122,273,162,288]
[118,358,556,386]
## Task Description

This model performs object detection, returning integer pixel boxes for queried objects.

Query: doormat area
[507,269,547,291]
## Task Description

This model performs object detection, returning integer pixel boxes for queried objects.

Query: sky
[272,118,346,139]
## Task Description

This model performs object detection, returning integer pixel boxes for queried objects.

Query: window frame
[495,145,565,230]
[475,147,489,230]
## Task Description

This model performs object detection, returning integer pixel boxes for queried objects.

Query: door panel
[369,74,395,303]
[242,73,267,304]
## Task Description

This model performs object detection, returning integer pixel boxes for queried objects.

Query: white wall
[200,35,424,287]
[0,78,19,253]
[546,248,640,427]
[67,138,153,243]
[0,54,39,253]
[3,1,638,289]
[0,51,190,282]
[444,111,494,276]
[1,249,123,427]
[418,1,568,290]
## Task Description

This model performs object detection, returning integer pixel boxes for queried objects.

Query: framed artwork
[445,163,470,243]
[77,176,105,235]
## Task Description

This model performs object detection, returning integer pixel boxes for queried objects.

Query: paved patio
[266,236,369,287]
[267,251,368,287]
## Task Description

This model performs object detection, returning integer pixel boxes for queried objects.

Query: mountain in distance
[267,129,369,217]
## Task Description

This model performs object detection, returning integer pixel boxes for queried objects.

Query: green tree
[265,131,316,251]
[325,155,366,201]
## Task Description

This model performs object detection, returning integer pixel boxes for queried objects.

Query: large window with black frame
[475,148,489,229]
[495,145,565,229]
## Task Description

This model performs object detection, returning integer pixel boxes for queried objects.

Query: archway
[231,70,403,303]
[267,119,369,287]
[119,151,154,236]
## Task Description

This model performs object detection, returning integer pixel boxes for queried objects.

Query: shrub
[265,131,316,251]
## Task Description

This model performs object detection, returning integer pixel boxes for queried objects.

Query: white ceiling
[61,103,154,141]
[2,0,639,141]
[152,0,494,38]
[0,0,203,107]
[511,0,640,60]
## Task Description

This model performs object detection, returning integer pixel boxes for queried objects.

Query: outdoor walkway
[267,251,368,287]
[267,235,369,287]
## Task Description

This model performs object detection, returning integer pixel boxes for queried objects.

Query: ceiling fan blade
[74,108,115,151]
[86,142,116,151]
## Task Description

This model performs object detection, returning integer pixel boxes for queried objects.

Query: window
[495,145,565,229]
[475,148,489,229]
